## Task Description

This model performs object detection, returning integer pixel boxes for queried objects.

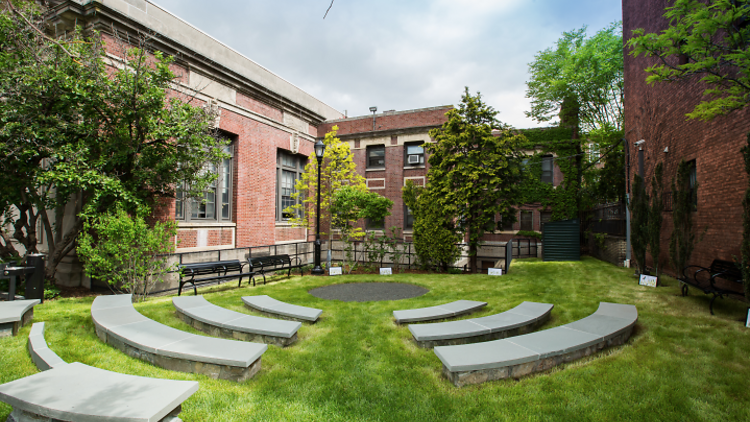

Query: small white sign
[329,267,342,276]
[746,308,750,328]
[380,267,392,275]
[488,268,503,276]
[639,274,658,288]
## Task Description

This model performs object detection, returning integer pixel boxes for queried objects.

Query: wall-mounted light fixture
[664,146,669,153]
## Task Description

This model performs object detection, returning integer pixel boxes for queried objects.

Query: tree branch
[323,0,335,19]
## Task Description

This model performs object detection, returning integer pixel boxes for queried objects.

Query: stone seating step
[0,362,197,422]
[173,295,301,347]
[393,300,487,324]
[434,302,637,387]
[27,322,67,372]
[0,299,40,337]
[92,294,267,382]
[242,295,322,323]
[408,301,554,348]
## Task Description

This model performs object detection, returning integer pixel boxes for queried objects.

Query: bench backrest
[710,259,743,282]
[179,260,243,276]
[248,254,290,269]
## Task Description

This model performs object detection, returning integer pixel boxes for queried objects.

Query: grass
[2,257,750,421]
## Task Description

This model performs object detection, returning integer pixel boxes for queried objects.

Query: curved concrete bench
[434,302,637,387]
[27,322,67,371]
[173,296,301,347]
[393,300,487,324]
[242,295,322,323]
[0,299,40,337]
[92,294,267,382]
[0,362,197,422]
[409,301,554,348]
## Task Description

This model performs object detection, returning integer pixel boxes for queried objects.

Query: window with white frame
[277,150,306,221]
[175,142,233,222]
[404,141,425,166]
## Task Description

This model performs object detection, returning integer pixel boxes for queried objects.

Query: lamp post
[311,139,326,275]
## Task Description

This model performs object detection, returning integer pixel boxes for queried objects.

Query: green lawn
[2,257,749,421]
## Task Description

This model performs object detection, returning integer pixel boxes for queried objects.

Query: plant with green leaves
[630,174,650,275]
[402,181,462,271]
[329,185,392,274]
[386,227,406,272]
[0,2,225,283]
[77,207,177,302]
[648,163,665,277]
[669,160,698,276]
[427,88,525,273]
[287,126,366,253]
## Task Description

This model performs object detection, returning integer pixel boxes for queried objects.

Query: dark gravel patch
[308,282,429,302]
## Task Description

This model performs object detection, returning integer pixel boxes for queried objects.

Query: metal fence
[581,202,627,237]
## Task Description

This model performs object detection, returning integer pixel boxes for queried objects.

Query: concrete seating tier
[27,322,67,372]
[393,300,487,324]
[434,302,637,387]
[173,296,301,347]
[0,299,40,337]
[0,362,197,422]
[408,301,554,348]
[242,295,322,323]
[4,322,197,422]
[92,294,267,382]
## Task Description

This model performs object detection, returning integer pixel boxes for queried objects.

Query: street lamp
[311,139,326,275]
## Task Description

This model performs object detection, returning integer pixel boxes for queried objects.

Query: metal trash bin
[25,254,46,302]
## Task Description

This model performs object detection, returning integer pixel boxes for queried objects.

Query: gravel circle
[308,282,429,302]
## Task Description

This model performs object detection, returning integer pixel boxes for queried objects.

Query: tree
[630,174,650,275]
[669,159,699,275]
[628,0,749,289]
[329,185,392,273]
[648,163,665,277]
[77,207,177,302]
[287,126,366,252]
[526,22,625,218]
[402,181,462,271]
[0,1,225,282]
[427,88,525,273]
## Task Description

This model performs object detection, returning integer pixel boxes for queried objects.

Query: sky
[151,0,622,129]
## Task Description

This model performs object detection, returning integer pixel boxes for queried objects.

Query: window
[404,205,414,229]
[540,211,552,231]
[175,143,233,222]
[404,142,425,166]
[501,214,514,231]
[277,151,306,221]
[687,159,697,210]
[520,210,533,231]
[366,217,385,230]
[541,155,553,184]
[367,145,385,169]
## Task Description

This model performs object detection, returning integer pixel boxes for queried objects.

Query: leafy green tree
[77,207,177,302]
[402,181,462,271]
[329,185,392,273]
[287,126,366,252]
[669,159,698,275]
[648,163,665,277]
[526,22,625,218]
[0,2,225,282]
[630,174,650,275]
[427,88,524,273]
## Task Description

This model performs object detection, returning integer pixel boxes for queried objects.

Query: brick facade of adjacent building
[623,0,749,274]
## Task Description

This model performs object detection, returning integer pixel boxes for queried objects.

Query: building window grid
[520,211,533,231]
[404,142,425,166]
[277,150,306,222]
[367,145,386,169]
[541,155,553,184]
[175,143,233,222]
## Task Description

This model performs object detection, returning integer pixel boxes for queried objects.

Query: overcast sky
[151,0,622,129]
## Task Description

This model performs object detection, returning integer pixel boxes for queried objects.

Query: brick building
[623,0,748,274]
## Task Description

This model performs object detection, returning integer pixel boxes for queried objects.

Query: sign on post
[329,267,342,276]
[639,274,658,288]
[488,268,503,276]
[380,268,392,275]
[746,308,750,328]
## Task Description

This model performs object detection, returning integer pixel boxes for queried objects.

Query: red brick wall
[236,92,283,122]
[624,0,749,274]
[319,107,452,136]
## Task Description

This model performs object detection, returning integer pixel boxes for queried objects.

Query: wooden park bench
[434,302,637,387]
[681,259,745,315]
[92,294,267,382]
[0,321,198,422]
[178,259,257,296]
[172,295,301,347]
[247,254,305,285]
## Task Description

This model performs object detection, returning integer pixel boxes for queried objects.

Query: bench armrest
[683,265,709,282]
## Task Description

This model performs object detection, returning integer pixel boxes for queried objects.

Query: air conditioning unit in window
[407,154,421,164]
